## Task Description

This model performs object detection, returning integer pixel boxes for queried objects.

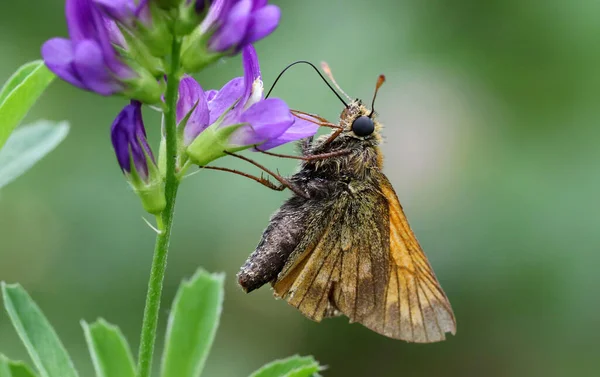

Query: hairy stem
[137,36,182,377]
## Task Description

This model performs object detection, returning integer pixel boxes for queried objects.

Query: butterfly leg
[324,128,344,145]
[224,151,310,199]
[200,166,285,191]
[255,148,351,161]
[291,110,341,129]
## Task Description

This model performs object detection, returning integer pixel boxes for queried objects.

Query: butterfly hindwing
[271,174,456,342]
[272,188,390,323]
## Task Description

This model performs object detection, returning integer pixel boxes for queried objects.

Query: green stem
[137,36,182,377]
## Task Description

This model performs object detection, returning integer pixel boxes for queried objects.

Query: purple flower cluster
[42,0,282,97]
[181,46,319,156]
[41,0,318,212]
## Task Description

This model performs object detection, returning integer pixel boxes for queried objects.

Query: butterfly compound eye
[351,116,375,137]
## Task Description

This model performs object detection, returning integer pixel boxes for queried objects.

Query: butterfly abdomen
[237,197,310,292]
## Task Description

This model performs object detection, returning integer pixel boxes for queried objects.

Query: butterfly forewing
[370,175,456,342]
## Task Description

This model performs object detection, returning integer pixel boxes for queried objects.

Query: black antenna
[369,74,386,117]
[265,60,349,108]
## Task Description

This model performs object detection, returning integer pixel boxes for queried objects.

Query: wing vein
[415,275,429,342]
[298,244,333,308]
[419,276,444,336]
[312,252,340,318]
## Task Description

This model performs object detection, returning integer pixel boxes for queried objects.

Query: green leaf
[160,269,225,377]
[0,62,41,106]
[8,362,37,377]
[82,319,136,377]
[249,356,322,377]
[1,283,79,377]
[0,357,37,377]
[0,120,69,189]
[0,356,10,377]
[0,61,55,149]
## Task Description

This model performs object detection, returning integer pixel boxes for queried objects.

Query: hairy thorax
[291,135,383,199]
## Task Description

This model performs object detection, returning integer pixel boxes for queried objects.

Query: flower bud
[111,101,166,214]
[181,0,281,72]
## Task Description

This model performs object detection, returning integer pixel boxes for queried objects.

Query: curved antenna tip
[369,74,386,117]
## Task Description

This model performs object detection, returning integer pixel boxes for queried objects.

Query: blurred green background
[2,0,600,376]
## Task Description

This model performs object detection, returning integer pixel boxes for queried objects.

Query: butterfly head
[339,99,382,140]
[336,73,386,143]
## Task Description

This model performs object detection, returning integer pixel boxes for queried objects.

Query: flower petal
[103,18,128,48]
[93,0,135,24]
[251,0,268,11]
[200,0,232,34]
[177,76,209,145]
[257,116,319,150]
[90,5,132,79]
[230,98,293,146]
[66,0,98,42]
[177,75,201,123]
[208,0,252,52]
[73,39,122,95]
[41,38,86,90]
[242,4,280,46]
[205,89,218,102]
[208,76,244,124]
[241,45,261,104]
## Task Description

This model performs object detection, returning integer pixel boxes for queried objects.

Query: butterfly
[231,62,456,342]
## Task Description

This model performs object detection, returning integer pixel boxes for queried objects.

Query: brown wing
[272,175,456,342]
[272,190,390,323]
[366,174,456,342]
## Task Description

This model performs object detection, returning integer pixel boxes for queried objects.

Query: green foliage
[1,283,78,377]
[249,356,322,377]
[0,61,55,149]
[0,356,37,377]
[82,319,136,377]
[2,274,323,377]
[160,269,224,377]
[0,120,69,189]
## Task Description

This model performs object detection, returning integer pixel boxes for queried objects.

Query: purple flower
[184,45,318,165]
[41,0,136,95]
[205,0,281,53]
[111,100,154,180]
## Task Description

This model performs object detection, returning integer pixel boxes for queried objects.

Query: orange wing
[370,176,456,342]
